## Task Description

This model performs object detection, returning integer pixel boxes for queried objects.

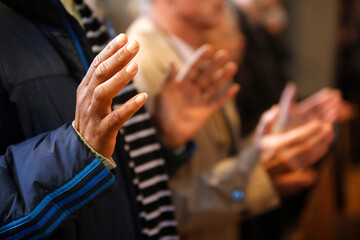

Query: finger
[274,82,297,132]
[283,122,334,168]
[272,168,317,196]
[255,105,280,139]
[91,62,139,114]
[89,40,139,91]
[164,62,178,84]
[305,123,334,164]
[195,49,230,90]
[274,168,317,187]
[263,121,324,170]
[209,83,240,112]
[176,44,213,83]
[322,105,341,123]
[309,97,341,122]
[318,93,342,112]
[203,61,238,98]
[299,88,338,114]
[336,102,357,122]
[278,120,323,148]
[101,92,148,137]
[298,89,330,112]
[82,33,128,87]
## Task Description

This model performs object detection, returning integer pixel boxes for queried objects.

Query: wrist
[158,132,184,150]
[72,121,116,170]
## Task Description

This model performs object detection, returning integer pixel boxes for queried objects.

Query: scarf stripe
[73,1,178,238]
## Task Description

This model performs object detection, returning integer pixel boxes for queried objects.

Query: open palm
[154,45,239,149]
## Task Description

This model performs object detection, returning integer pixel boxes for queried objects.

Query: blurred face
[205,12,246,63]
[173,0,226,29]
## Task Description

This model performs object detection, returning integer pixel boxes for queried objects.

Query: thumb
[274,82,297,132]
[255,105,280,140]
[164,62,178,83]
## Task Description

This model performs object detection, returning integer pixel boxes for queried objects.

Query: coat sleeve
[161,140,197,177]
[0,124,115,240]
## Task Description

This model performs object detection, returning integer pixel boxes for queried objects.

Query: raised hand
[270,83,357,134]
[260,119,334,173]
[74,34,147,158]
[298,87,357,124]
[154,45,239,149]
[253,105,335,196]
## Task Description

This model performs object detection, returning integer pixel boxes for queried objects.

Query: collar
[168,33,195,61]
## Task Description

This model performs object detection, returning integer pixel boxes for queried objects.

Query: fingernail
[135,93,148,105]
[115,33,126,44]
[126,62,137,74]
[126,40,138,52]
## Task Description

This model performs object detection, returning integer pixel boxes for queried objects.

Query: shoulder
[0,3,68,92]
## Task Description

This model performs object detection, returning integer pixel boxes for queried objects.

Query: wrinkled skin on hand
[74,34,147,158]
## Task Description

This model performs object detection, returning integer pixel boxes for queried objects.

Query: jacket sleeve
[0,124,115,240]
[161,140,197,177]
[169,146,280,234]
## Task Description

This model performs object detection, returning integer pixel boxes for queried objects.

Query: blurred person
[337,0,360,163]
[232,0,355,136]
[127,0,335,239]
[0,0,150,239]
[231,0,292,137]
[84,0,139,33]
[0,0,239,239]
[228,1,356,239]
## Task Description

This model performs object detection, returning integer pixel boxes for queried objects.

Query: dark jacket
[0,1,186,239]
[234,9,289,137]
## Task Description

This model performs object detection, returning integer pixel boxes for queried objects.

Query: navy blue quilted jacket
[0,0,152,239]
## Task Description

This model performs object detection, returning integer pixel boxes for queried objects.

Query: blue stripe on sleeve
[0,158,102,234]
[6,167,112,240]
[0,157,114,240]
[30,176,115,240]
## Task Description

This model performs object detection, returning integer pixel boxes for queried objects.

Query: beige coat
[127,16,280,240]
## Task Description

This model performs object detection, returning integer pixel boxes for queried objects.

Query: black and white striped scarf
[74,1,178,239]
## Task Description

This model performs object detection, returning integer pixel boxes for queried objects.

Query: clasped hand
[253,83,342,196]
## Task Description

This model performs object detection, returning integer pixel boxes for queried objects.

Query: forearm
[161,140,197,177]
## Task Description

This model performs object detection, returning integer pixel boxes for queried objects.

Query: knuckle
[111,110,121,124]
[114,50,125,63]
[95,62,107,78]
[76,85,88,102]
[110,108,125,126]
[93,85,106,101]
[93,54,103,68]
[76,84,84,96]
[106,41,116,54]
